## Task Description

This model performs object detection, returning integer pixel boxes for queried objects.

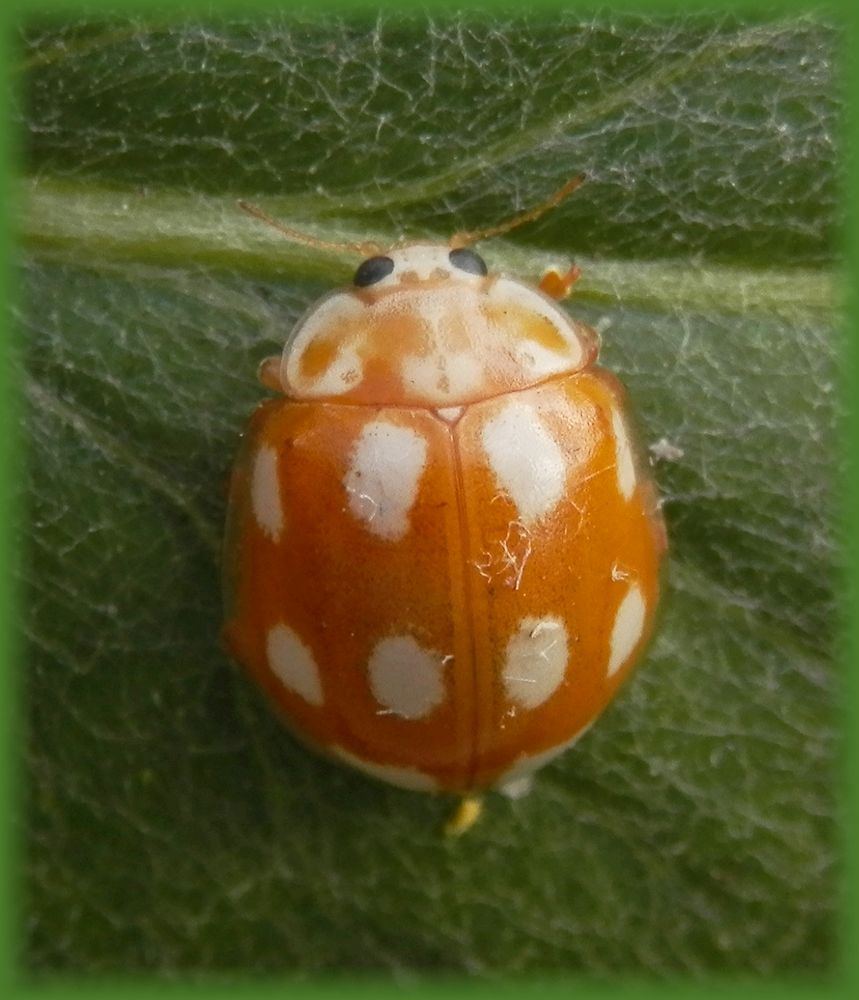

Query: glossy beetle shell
[223,244,666,794]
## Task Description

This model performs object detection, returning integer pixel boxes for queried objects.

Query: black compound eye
[354,255,395,287]
[448,248,488,276]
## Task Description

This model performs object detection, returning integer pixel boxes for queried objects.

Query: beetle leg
[257,355,283,392]
[539,263,581,300]
[443,795,484,837]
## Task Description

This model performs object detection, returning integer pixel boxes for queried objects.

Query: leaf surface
[18,11,839,976]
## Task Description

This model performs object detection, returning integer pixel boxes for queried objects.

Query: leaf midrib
[23,178,837,318]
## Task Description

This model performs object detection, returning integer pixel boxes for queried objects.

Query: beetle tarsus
[443,795,484,836]
[257,355,283,392]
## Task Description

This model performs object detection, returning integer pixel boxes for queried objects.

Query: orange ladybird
[223,179,667,827]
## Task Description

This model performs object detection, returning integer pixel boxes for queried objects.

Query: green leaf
[19,11,838,975]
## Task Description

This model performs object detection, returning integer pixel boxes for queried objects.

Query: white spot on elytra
[482,401,566,523]
[495,720,595,790]
[332,746,439,791]
[607,583,647,677]
[368,635,448,719]
[502,616,568,709]
[345,421,427,540]
[267,625,323,705]
[251,445,283,540]
[612,409,636,499]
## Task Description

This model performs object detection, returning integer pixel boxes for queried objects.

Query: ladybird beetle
[224,178,667,826]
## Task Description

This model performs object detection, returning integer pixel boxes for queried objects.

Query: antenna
[237,200,383,258]
[449,174,586,248]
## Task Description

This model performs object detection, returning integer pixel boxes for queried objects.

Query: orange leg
[443,795,484,837]
[539,263,581,300]
[257,355,282,392]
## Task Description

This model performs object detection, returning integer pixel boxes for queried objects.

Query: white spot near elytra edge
[332,746,439,792]
[482,401,566,524]
[266,625,323,705]
[495,721,595,792]
[502,616,568,709]
[612,409,636,499]
[251,445,283,541]
[368,635,449,719]
[344,421,427,540]
[607,583,647,677]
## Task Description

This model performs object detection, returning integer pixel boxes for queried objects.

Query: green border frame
[4,0,853,994]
